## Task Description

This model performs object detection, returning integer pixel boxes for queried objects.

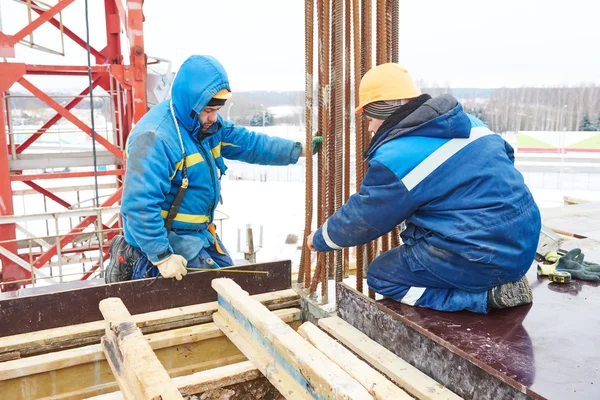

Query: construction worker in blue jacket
[307,63,541,313]
[106,55,321,282]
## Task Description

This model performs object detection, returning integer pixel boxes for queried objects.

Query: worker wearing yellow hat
[308,63,541,313]
[106,55,322,282]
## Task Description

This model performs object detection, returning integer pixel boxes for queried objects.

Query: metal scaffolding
[0,0,147,291]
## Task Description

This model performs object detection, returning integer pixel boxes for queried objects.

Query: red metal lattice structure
[0,0,147,291]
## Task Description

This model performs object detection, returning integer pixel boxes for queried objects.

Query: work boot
[105,235,139,283]
[487,275,533,310]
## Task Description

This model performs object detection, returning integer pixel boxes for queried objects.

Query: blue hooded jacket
[122,55,301,263]
[312,95,541,288]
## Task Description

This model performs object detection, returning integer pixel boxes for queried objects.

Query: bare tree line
[463,85,600,133]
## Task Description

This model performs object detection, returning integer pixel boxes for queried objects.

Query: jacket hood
[171,55,231,133]
[366,94,471,157]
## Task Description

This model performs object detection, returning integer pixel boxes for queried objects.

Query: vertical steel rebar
[324,0,333,301]
[332,0,344,302]
[391,0,399,63]
[362,0,375,298]
[376,0,387,65]
[391,225,401,248]
[385,0,393,62]
[353,0,365,294]
[343,0,351,280]
[300,0,315,287]
[310,0,325,295]
[381,233,390,253]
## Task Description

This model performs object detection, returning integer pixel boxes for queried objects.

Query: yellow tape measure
[549,270,571,284]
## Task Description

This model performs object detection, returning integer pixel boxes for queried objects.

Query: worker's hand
[151,254,188,280]
[557,248,600,281]
[306,231,316,252]
[301,132,323,157]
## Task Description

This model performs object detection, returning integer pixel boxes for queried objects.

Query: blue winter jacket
[312,95,541,288]
[122,55,301,263]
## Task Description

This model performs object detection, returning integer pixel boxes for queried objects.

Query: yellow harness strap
[208,223,226,255]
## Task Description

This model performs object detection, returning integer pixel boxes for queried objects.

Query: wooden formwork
[0,289,302,399]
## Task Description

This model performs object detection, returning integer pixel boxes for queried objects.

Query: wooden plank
[563,196,591,205]
[87,361,281,400]
[86,362,257,399]
[319,316,462,400]
[0,308,301,381]
[212,278,372,400]
[0,351,19,362]
[173,361,260,397]
[99,297,183,400]
[213,312,309,399]
[0,260,291,337]
[0,289,299,358]
[298,322,412,400]
[0,333,245,399]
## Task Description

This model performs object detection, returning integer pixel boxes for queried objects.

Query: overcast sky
[3,0,599,91]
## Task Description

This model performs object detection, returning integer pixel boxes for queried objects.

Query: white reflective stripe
[322,219,343,250]
[401,126,495,191]
[401,286,427,306]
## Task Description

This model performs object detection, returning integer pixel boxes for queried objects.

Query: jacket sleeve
[504,140,515,164]
[121,131,178,263]
[219,121,301,165]
[312,159,418,252]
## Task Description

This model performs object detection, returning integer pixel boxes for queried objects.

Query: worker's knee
[366,247,407,289]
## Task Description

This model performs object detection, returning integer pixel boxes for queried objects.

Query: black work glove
[556,248,600,281]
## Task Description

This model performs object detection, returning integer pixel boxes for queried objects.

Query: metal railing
[0,206,121,287]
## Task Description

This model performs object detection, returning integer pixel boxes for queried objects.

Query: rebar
[391,0,399,63]
[376,0,387,65]
[324,0,333,301]
[386,0,393,62]
[300,0,315,287]
[381,233,390,253]
[343,0,351,279]
[332,0,344,302]
[353,0,365,294]
[391,225,401,247]
[362,0,375,297]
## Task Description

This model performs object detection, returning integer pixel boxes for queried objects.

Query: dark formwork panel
[0,260,291,337]
[337,265,600,400]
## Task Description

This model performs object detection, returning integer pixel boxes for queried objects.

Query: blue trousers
[367,245,490,313]
[132,235,233,280]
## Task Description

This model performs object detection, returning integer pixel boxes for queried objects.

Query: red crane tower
[0,0,150,291]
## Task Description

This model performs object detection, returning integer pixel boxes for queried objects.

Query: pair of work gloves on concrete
[556,248,600,281]
[300,132,323,157]
[151,254,187,281]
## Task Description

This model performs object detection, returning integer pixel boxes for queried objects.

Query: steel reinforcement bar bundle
[299,0,401,304]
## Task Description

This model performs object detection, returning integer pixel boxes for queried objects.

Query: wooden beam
[0,289,299,358]
[0,260,292,337]
[0,335,242,399]
[319,316,462,400]
[297,322,412,399]
[86,361,265,399]
[211,278,372,400]
[99,297,183,400]
[0,308,301,381]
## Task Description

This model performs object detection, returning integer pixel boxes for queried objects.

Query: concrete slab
[338,265,600,399]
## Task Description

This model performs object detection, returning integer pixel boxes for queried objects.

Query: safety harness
[166,100,189,232]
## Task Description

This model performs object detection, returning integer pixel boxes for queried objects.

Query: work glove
[300,132,323,156]
[151,254,188,281]
[556,248,600,281]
